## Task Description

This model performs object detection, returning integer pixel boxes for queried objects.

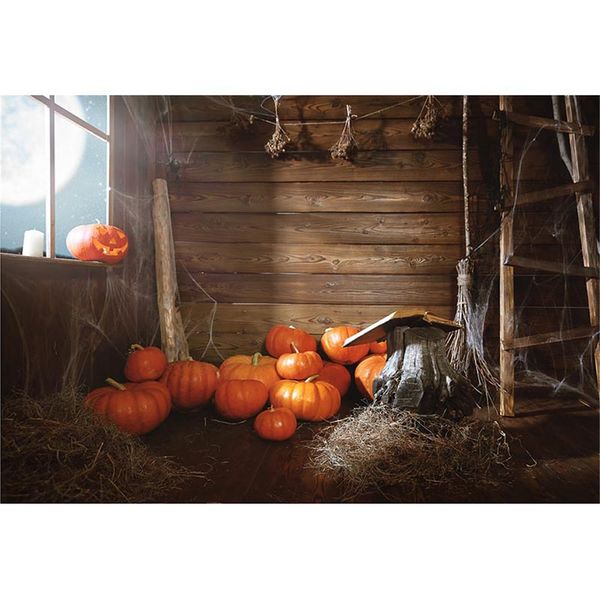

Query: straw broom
[447,96,499,406]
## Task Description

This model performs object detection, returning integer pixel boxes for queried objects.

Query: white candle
[22,229,45,257]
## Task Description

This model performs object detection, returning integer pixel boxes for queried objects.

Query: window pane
[0,95,48,253]
[55,113,108,257]
[55,95,108,133]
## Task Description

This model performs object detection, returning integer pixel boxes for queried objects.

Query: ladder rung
[505,255,600,278]
[504,326,599,350]
[494,110,596,136]
[515,181,594,207]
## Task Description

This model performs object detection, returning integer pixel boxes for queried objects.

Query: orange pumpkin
[214,379,268,420]
[124,344,167,382]
[370,340,387,355]
[276,343,323,380]
[270,375,341,421]
[219,352,281,391]
[85,378,171,435]
[355,354,386,400]
[160,359,219,410]
[319,361,351,397]
[66,223,129,265]
[320,325,369,365]
[265,325,317,358]
[254,407,297,441]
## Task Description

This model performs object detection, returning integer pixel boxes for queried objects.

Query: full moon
[0,96,87,206]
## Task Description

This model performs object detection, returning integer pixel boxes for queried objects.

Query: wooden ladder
[498,95,600,417]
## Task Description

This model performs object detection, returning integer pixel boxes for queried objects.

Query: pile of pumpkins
[85,325,388,442]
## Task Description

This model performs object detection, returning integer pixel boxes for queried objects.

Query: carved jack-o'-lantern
[66,223,129,265]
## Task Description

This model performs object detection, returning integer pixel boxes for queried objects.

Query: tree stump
[373,326,475,419]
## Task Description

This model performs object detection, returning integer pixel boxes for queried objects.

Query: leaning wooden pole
[152,178,190,362]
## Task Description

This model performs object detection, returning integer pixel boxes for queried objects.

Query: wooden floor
[145,393,599,503]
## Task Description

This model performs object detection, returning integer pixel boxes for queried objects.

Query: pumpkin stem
[130,343,145,352]
[290,342,300,354]
[105,378,127,391]
[305,374,320,383]
[251,352,262,366]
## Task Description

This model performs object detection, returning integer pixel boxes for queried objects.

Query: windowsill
[0,252,119,269]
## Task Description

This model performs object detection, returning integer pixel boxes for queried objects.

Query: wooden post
[152,178,190,362]
[564,96,600,397]
[499,96,515,417]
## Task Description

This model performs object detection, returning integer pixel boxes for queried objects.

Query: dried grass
[309,404,511,499]
[1,387,202,503]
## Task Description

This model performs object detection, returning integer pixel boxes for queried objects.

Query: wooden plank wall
[161,96,506,361]
[1,97,158,396]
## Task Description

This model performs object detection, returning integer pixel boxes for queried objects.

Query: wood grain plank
[168,181,475,213]
[172,213,465,245]
[177,273,456,305]
[181,302,455,335]
[172,150,466,182]
[164,118,463,152]
[175,242,463,274]
[167,95,500,121]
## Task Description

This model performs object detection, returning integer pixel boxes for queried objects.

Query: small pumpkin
[85,378,171,435]
[355,354,386,400]
[160,359,219,410]
[219,352,281,391]
[254,407,297,442]
[66,222,129,265]
[369,340,387,355]
[276,342,323,380]
[270,375,341,422]
[265,325,317,358]
[319,361,351,397]
[320,325,369,365]
[124,344,168,382]
[214,379,268,420]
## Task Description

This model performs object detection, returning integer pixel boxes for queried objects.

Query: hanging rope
[330,104,358,160]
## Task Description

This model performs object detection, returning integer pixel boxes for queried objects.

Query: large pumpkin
[355,354,386,400]
[276,343,323,380]
[320,326,369,365]
[124,344,167,382]
[319,361,351,397]
[66,223,129,265]
[254,407,297,442]
[265,325,317,358]
[219,352,281,390]
[85,378,171,435]
[270,375,341,421]
[214,379,268,420]
[160,359,219,410]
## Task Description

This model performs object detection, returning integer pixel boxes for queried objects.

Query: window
[0,95,111,258]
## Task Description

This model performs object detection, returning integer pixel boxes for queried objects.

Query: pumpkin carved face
[66,223,129,265]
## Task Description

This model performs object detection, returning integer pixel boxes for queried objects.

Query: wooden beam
[504,326,599,350]
[565,96,600,396]
[505,255,600,278]
[494,109,595,136]
[499,96,516,417]
[515,180,594,207]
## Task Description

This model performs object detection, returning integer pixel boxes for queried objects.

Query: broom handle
[462,95,472,258]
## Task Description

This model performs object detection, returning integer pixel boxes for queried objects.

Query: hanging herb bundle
[411,95,446,140]
[264,96,290,158]
[330,104,358,161]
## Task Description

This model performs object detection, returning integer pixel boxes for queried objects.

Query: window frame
[28,95,113,259]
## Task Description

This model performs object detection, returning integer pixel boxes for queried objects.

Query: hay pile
[1,388,200,503]
[310,404,511,499]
